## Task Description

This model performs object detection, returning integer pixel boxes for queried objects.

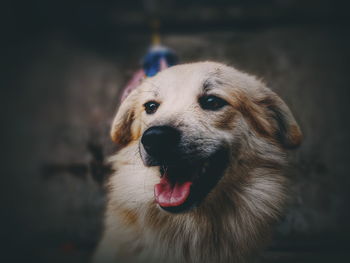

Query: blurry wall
[2,1,350,262]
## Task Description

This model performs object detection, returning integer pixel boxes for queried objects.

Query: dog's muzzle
[141,125,181,165]
[140,125,228,213]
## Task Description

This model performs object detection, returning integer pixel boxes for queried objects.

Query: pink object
[120,69,145,102]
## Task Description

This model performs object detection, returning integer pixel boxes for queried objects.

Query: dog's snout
[141,126,181,159]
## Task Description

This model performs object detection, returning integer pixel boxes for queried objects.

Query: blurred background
[1,0,350,262]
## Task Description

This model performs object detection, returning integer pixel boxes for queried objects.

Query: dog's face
[111,62,302,213]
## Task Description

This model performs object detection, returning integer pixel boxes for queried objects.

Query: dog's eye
[199,95,228,111]
[144,101,160,114]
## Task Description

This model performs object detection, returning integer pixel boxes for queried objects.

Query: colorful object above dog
[120,44,178,102]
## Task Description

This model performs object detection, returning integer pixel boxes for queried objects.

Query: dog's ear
[259,91,302,149]
[110,90,142,147]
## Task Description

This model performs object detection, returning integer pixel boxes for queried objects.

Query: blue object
[142,45,178,77]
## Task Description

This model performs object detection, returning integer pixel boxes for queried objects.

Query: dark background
[2,0,350,262]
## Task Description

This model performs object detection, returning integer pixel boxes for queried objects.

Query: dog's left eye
[199,95,228,111]
[144,101,160,114]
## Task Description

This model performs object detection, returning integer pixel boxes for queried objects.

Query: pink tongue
[154,176,192,207]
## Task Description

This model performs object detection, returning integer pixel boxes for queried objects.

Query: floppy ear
[110,90,142,147]
[259,92,302,149]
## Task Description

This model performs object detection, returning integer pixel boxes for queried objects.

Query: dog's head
[111,62,302,213]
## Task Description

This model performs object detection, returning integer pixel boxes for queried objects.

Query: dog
[93,62,302,263]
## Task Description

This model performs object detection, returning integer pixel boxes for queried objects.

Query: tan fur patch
[285,124,303,148]
[119,208,138,227]
[214,108,238,130]
[111,111,135,146]
[230,91,273,138]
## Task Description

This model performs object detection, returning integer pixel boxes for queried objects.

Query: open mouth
[154,149,228,213]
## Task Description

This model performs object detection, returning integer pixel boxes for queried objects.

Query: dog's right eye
[199,95,228,111]
[144,101,160,114]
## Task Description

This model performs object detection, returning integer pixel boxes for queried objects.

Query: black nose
[141,126,181,160]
